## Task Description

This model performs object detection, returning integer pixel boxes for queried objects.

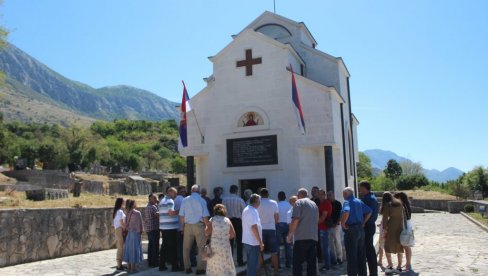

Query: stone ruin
[25,188,69,201]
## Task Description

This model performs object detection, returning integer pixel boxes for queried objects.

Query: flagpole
[182,81,205,144]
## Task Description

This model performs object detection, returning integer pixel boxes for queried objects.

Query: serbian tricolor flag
[290,64,306,134]
[179,81,192,148]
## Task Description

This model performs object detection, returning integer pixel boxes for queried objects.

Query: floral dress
[206,216,236,276]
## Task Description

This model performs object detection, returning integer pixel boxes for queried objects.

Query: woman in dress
[205,204,236,276]
[113,197,126,271]
[123,199,144,273]
[381,192,405,273]
[395,192,414,272]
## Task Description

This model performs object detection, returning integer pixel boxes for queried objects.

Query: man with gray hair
[179,184,210,274]
[341,187,372,276]
[287,188,319,276]
[242,193,264,276]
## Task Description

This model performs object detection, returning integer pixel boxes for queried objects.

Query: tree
[396,174,429,190]
[399,160,424,176]
[384,159,403,180]
[462,166,488,197]
[357,152,373,179]
[171,156,187,174]
[371,176,396,191]
[447,179,470,199]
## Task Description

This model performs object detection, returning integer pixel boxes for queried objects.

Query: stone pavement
[397,212,488,276]
[1,212,487,275]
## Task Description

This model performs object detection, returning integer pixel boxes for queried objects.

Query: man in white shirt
[257,188,279,274]
[242,194,264,276]
[222,184,246,266]
[276,191,292,268]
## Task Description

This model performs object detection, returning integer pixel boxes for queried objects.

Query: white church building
[179,12,359,199]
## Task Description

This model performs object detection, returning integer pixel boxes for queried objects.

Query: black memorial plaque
[227,135,278,167]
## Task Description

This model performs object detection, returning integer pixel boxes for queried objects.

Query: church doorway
[240,178,266,197]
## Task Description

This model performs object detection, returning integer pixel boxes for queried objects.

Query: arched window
[238,112,264,127]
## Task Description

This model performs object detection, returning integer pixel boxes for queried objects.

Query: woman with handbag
[113,197,126,271]
[204,204,236,276]
[123,199,144,273]
[381,192,405,274]
[395,192,414,272]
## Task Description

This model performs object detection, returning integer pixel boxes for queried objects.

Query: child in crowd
[377,221,386,270]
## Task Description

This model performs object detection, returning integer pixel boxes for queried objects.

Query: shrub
[464,204,475,213]
[371,176,396,191]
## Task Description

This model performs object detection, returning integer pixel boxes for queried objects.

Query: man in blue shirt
[341,187,372,276]
[359,181,379,276]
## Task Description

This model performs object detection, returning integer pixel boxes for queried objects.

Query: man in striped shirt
[159,187,180,272]
[222,184,247,266]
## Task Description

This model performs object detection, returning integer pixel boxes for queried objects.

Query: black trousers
[160,229,178,269]
[344,225,367,276]
[229,217,244,264]
[147,230,160,267]
[293,239,317,276]
[364,223,378,276]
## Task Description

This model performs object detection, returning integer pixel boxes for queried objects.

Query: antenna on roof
[273,0,276,13]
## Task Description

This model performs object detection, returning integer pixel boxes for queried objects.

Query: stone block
[448,201,469,213]
[46,234,59,257]
[25,188,69,201]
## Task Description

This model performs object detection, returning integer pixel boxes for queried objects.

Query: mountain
[0,42,178,125]
[424,167,464,183]
[363,149,410,170]
[363,149,464,183]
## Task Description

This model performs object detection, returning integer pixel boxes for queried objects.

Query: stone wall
[411,199,450,211]
[447,201,470,213]
[2,170,74,190]
[0,207,116,267]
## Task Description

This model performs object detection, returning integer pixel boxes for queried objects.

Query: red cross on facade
[236,49,262,76]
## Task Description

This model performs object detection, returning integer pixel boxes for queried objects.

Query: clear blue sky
[2,0,487,172]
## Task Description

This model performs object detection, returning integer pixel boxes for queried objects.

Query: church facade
[179,12,359,200]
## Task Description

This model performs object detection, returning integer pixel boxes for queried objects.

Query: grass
[466,212,488,227]
[0,190,148,209]
[402,190,457,200]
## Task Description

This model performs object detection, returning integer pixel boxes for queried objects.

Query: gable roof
[209,28,305,66]
[240,11,318,47]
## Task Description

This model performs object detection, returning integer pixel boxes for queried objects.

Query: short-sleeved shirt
[318,199,332,231]
[242,205,263,246]
[113,209,126,229]
[342,194,372,226]
[257,198,279,230]
[361,192,379,225]
[174,195,185,230]
[292,198,319,241]
[286,207,293,224]
[159,196,179,230]
[222,194,246,219]
[278,200,292,223]
[179,192,210,224]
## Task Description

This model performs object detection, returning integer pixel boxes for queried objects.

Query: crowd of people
[111,181,414,275]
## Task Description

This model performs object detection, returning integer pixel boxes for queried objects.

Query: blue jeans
[244,243,260,276]
[319,230,331,269]
[276,223,292,267]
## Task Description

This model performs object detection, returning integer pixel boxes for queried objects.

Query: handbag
[201,241,213,261]
[122,211,132,242]
[400,209,415,247]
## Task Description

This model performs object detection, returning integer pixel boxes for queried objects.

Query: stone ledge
[460,212,488,233]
